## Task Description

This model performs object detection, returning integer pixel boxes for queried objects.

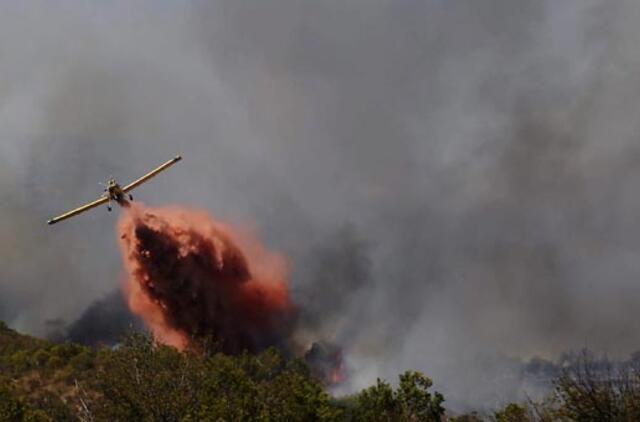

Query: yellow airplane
[47,155,182,225]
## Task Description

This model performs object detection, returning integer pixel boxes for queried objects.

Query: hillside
[4,321,640,421]
[0,322,446,421]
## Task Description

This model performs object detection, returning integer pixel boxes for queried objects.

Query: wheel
[129,194,133,200]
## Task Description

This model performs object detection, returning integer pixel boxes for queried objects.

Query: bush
[494,403,531,422]
[31,350,50,368]
[0,385,25,422]
[0,325,454,421]
[553,351,640,421]
[450,412,483,422]
[68,350,94,372]
[352,371,445,421]
[45,356,63,371]
[49,343,85,364]
[8,351,31,373]
[0,384,52,422]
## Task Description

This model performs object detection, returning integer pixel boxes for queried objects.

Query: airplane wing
[123,155,182,193]
[47,195,109,225]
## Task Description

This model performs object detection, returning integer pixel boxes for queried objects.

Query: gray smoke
[62,290,141,347]
[2,0,640,410]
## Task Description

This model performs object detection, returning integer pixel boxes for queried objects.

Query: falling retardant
[117,203,294,354]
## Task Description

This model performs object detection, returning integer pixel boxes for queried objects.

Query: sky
[2,0,640,410]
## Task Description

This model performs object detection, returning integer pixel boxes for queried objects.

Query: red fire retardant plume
[117,203,293,354]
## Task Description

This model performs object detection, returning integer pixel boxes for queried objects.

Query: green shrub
[49,343,85,364]
[0,384,53,422]
[68,350,94,372]
[494,403,531,422]
[9,351,31,373]
[31,350,50,368]
[352,371,445,422]
[45,356,63,371]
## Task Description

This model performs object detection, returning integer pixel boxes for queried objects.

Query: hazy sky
[2,0,640,410]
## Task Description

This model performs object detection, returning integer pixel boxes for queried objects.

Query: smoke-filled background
[2,0,640,410]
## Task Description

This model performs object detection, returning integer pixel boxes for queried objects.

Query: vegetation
[0,323,444,421]
[346,372,444,421]
[4,321,640,421]
[549,351,640,421]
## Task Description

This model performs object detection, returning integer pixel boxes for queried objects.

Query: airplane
[47,155,182,225]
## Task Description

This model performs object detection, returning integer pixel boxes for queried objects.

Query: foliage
[0,384,52,422]
[91,336,341,421]
[552,351,640,421]
[449,412,483,422]
[493,403,531,422]
[23,320,640,421]
[350,372,445,421]
[0,321,450,421]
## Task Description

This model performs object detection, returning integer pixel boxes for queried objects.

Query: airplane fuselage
[105,179,130,207]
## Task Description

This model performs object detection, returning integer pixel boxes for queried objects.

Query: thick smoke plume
[118,203,293,354]
[5,0,640,410]
[64,290,141,347]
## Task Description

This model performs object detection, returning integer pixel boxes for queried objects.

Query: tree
[0,321,451,421]
[91,334,206,421]
[397,371,445,421]
[553,351,640,421]
[352,371,445,421]
[0,384,52,422]
[493,403,531,422]
[354,378,398,421]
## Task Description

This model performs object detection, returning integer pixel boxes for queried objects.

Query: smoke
[62,290,141,347]
[3,0,640,410]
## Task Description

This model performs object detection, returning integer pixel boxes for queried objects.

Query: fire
[304,342,347,386]
[117,203,293,354]
[328,351,347,385]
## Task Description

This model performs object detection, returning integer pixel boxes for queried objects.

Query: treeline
[1,321,444,421]
[2,321,640,421]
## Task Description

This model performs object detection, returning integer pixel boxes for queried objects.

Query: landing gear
[107,206,112,212]
[129,194,133,201]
